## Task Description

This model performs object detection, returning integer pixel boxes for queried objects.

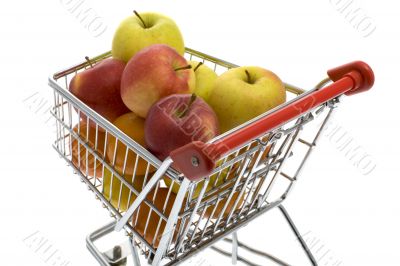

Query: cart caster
[147,252,155,264]
[86,221,141,266]
[108,245,127,266]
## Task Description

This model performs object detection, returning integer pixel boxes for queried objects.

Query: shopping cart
[49,48,374,266]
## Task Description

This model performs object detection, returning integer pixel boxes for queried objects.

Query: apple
[103,112,159,212]
[145,94,219,161]
[71,122,105,178]
[188,61,218,102]
[203,187,245,219]
[131,188,182,248]
[208,66,286,133]
[121,44,195,118]
[163,160,240,199]
[69,57,130,125]
[103,168,146,212]
[106,112,154,176]
[112,11,185,63]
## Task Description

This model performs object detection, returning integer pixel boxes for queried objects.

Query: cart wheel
[109,245,127,266]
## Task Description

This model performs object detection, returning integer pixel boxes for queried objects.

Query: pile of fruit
[69,11,286,246]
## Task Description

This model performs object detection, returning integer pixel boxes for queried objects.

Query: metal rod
[210,246,262,266]
[115,158,173,232]
[278,205,318,266]
[152,178,191,266]
[223,238,291,266]
[232,232,238,265]
[130,237,141,266]
[86,221,116,266]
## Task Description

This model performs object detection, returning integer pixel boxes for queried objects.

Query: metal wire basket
[49,48,374,266]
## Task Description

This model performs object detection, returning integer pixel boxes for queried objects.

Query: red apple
[69,57,130,124]
[145,94,219,160]
[121,44,195,118]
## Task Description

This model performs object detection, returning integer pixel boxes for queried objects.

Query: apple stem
[85,56,93,68]
[193,62,203,72]
[133,10,147,28]
[245,69,252,83]
[174,65,192,71]
[179,94,197,118]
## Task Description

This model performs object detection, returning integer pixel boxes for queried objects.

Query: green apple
[188,61,218,102]
[112,11,185,62]
[208,66,286,133]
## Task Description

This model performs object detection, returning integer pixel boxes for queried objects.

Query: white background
[0,0,399,265]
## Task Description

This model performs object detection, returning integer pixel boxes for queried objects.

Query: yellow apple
[188,61,218,102]
[164,161,239,199]
[112,11,185,62]
[208,66,286,133]
[103,167,146,212]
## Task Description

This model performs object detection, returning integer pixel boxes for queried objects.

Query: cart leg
[147,252,155,265]
[211,206,317,266]
[232,232,238,265]
[86,221,116,266]
[129,237,141,266]
[278,205,318,266]
[86,221,137,266]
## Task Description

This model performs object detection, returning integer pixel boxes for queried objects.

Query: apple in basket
[112,11,185,62]
[69,57,130,125]
[145,94,219,161]
[121,44,195,118]
[71,122,106,178]
[103,112,156,212]
[208,66,286,133]
[188,61,218,103]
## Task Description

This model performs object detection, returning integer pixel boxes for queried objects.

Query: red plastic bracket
[327,61,375,95]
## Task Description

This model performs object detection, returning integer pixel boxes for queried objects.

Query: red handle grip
[170,61,375,181]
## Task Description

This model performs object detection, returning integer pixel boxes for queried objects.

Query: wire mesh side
[50,48,336,265]
[161,99,337,263]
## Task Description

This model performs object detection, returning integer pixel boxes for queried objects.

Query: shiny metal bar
[223,237,291,266]
[278,205,318,266]
[260,124,302,205]
[130,237,141,266]
[152,178,191,266]
[115,158,173,232]
[176,178,210,252]
[86,221,116,266]
[232,232,238,265]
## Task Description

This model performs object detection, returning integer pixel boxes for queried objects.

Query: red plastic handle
[170,61,375,181]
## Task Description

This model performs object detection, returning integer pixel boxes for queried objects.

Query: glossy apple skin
[71,122,105,178]
[121,44,195,118]
[189,60,218,103]
[106,112,154,176]
[112,12,185,63]
[69,58,130,124]
[145,94,219,161]
[103,168,146,212]
[131,188,181,248]
[208,66,286,133]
